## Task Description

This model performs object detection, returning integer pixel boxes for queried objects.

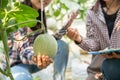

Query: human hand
[115,20,120,31]
[102,52,120,59]
[66,27,82,43]
[95,73,103,80]
[31,55,53,69]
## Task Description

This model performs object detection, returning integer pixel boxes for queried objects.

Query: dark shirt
[102,9,118,38]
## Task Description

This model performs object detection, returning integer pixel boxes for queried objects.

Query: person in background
[66,0,120,80]
[4,0,78,80]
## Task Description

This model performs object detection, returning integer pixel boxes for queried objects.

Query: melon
[33,34,58,58]
[47,18,57,31]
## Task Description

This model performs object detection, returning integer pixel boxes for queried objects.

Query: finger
[29,60,34,64]
[106,54,114,59]
[113,52,120,58]
[43,55,51,67]
[105,53,114,58]
[49,58,53,63]
[66,28,73,36]
[73,32,78,38]
[74,28,79,34]
[68,29,75,38]
[68,33,76,40]
[111,52,118,58]
[37,55,42,68]
[44,58,53,67]
[101,54,108,58]
[67,28,77,39]
[41,55,47,68]
[32,55,37,63]
[44,56,50,66]
[112,52,117,55]
[73,29,79,37]
[102,54,113,59]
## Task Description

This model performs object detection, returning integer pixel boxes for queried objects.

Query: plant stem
[0,30,14,80]
[7,20,45,30]
[0,68,8,76]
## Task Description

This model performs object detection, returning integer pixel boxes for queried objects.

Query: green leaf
[7,2,39,28]
[7,17,18,35]
[0,0,8,9]
[54,9,60,17]
[60,3,68,10]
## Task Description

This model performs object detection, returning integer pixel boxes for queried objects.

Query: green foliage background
[46,0,94,20]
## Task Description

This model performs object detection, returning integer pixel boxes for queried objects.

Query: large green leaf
[0,0,8,9]
[7,2,39,28]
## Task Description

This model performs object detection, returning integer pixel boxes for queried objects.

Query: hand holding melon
[32,55,53,69]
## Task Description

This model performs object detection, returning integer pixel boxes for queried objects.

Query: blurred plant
[46,0,92,20]
[45,0,95,32]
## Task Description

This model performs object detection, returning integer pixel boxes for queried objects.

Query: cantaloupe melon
[33,34,58,58]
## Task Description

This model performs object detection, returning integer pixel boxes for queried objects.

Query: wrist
[74,36,82,44]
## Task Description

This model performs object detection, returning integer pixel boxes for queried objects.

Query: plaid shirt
[76,4,120,80]
[7,27,42,67]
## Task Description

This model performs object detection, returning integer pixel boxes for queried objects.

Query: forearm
[75,37,100,51]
